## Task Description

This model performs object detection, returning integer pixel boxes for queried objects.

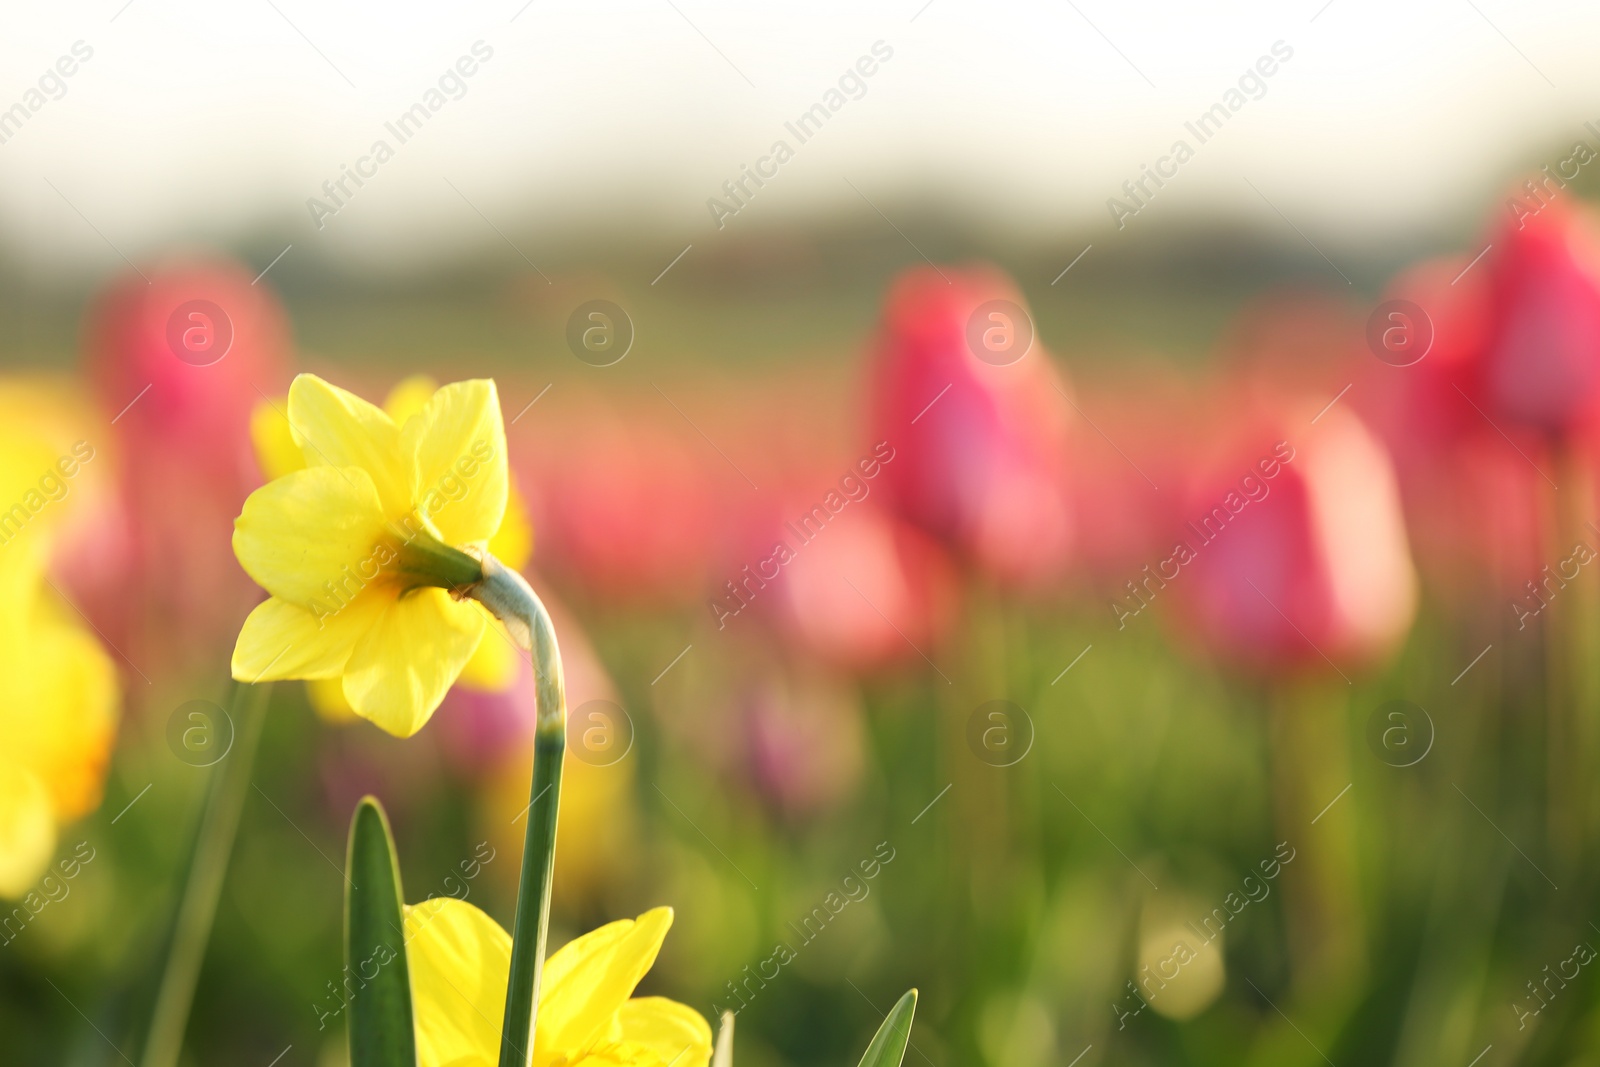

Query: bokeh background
[5,1,1600,1064]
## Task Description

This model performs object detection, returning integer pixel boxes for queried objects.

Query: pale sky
[0,0,1592,276]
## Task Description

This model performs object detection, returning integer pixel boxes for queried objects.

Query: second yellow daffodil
[231,373,513,737]
[405,900,711,1067]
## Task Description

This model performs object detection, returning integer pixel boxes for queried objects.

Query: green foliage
[345,797,417,1067]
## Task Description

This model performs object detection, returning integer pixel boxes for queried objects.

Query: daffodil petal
[249,398,306,481]
[231,593,387,684]
[489,481,534,571]
[306,677,359,723]
[20,611,118,821]
[457,610,518,691]
[287,374,412,517]
[612,998,713,1067]
[537,908,675,1058]
[0,762,55,899]
[233,465,390,609]
[404,379,508,547]
[385,375,440,426]
[405,897,510,1067]
[342,589,485,737]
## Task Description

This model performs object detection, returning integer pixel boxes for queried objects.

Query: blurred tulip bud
[763,500,955,673]
[516,398,718,605]
[741,671,866,821]
[868,265,1074,585]
[1477,196,1600,435]
[1175,404,1417,675]
[1359,257,1547,597]
[83,261,292,679]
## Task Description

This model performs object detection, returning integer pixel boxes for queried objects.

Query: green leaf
[855,989,918,1067]
[345,796,417,1067]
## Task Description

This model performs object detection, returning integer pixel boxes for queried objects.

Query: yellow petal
[457,609,519,691]
[611,998,713,1067]
[306,677,359,723]
[403,379,508,547]
[537,908,675,1059]
[233,465,391,609]
[249,398,306,482]
[489,481,534,571]
[342,589,485,737]
[385,375,440,426]
[287,374,412,518]
[231,593,387,683]
[405,897,510,1067]
[0,762,56,899]
[20,609,118,821]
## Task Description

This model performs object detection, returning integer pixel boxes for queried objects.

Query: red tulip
[1476,195,1600,435]
[868,265,1073,585]
[1173,402,1416,676]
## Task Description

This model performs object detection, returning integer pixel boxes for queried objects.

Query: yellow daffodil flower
[248,376,534,725]
[231,373,519,737]
[0,409,118,898]
[405,900,711,1067]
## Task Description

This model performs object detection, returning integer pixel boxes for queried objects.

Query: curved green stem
[470,555,566,1067]
[141,681,273,1067]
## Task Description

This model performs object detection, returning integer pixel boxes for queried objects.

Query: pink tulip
[868,265,1074,585]
[1173,401,1417,676]
[82,261,292,679]
[1359,256,1548,597]
[761,498,955,672]
[741,671,865,821]
[1476,196,1600,435]
[513,394,720,605]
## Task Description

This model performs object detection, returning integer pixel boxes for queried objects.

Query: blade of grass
[140,681,273,1067]
[856,990,918,1067]
[344,797,416,1066]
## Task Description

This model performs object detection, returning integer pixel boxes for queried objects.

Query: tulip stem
[140,681,273,1067]
[470,555,566,1067]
